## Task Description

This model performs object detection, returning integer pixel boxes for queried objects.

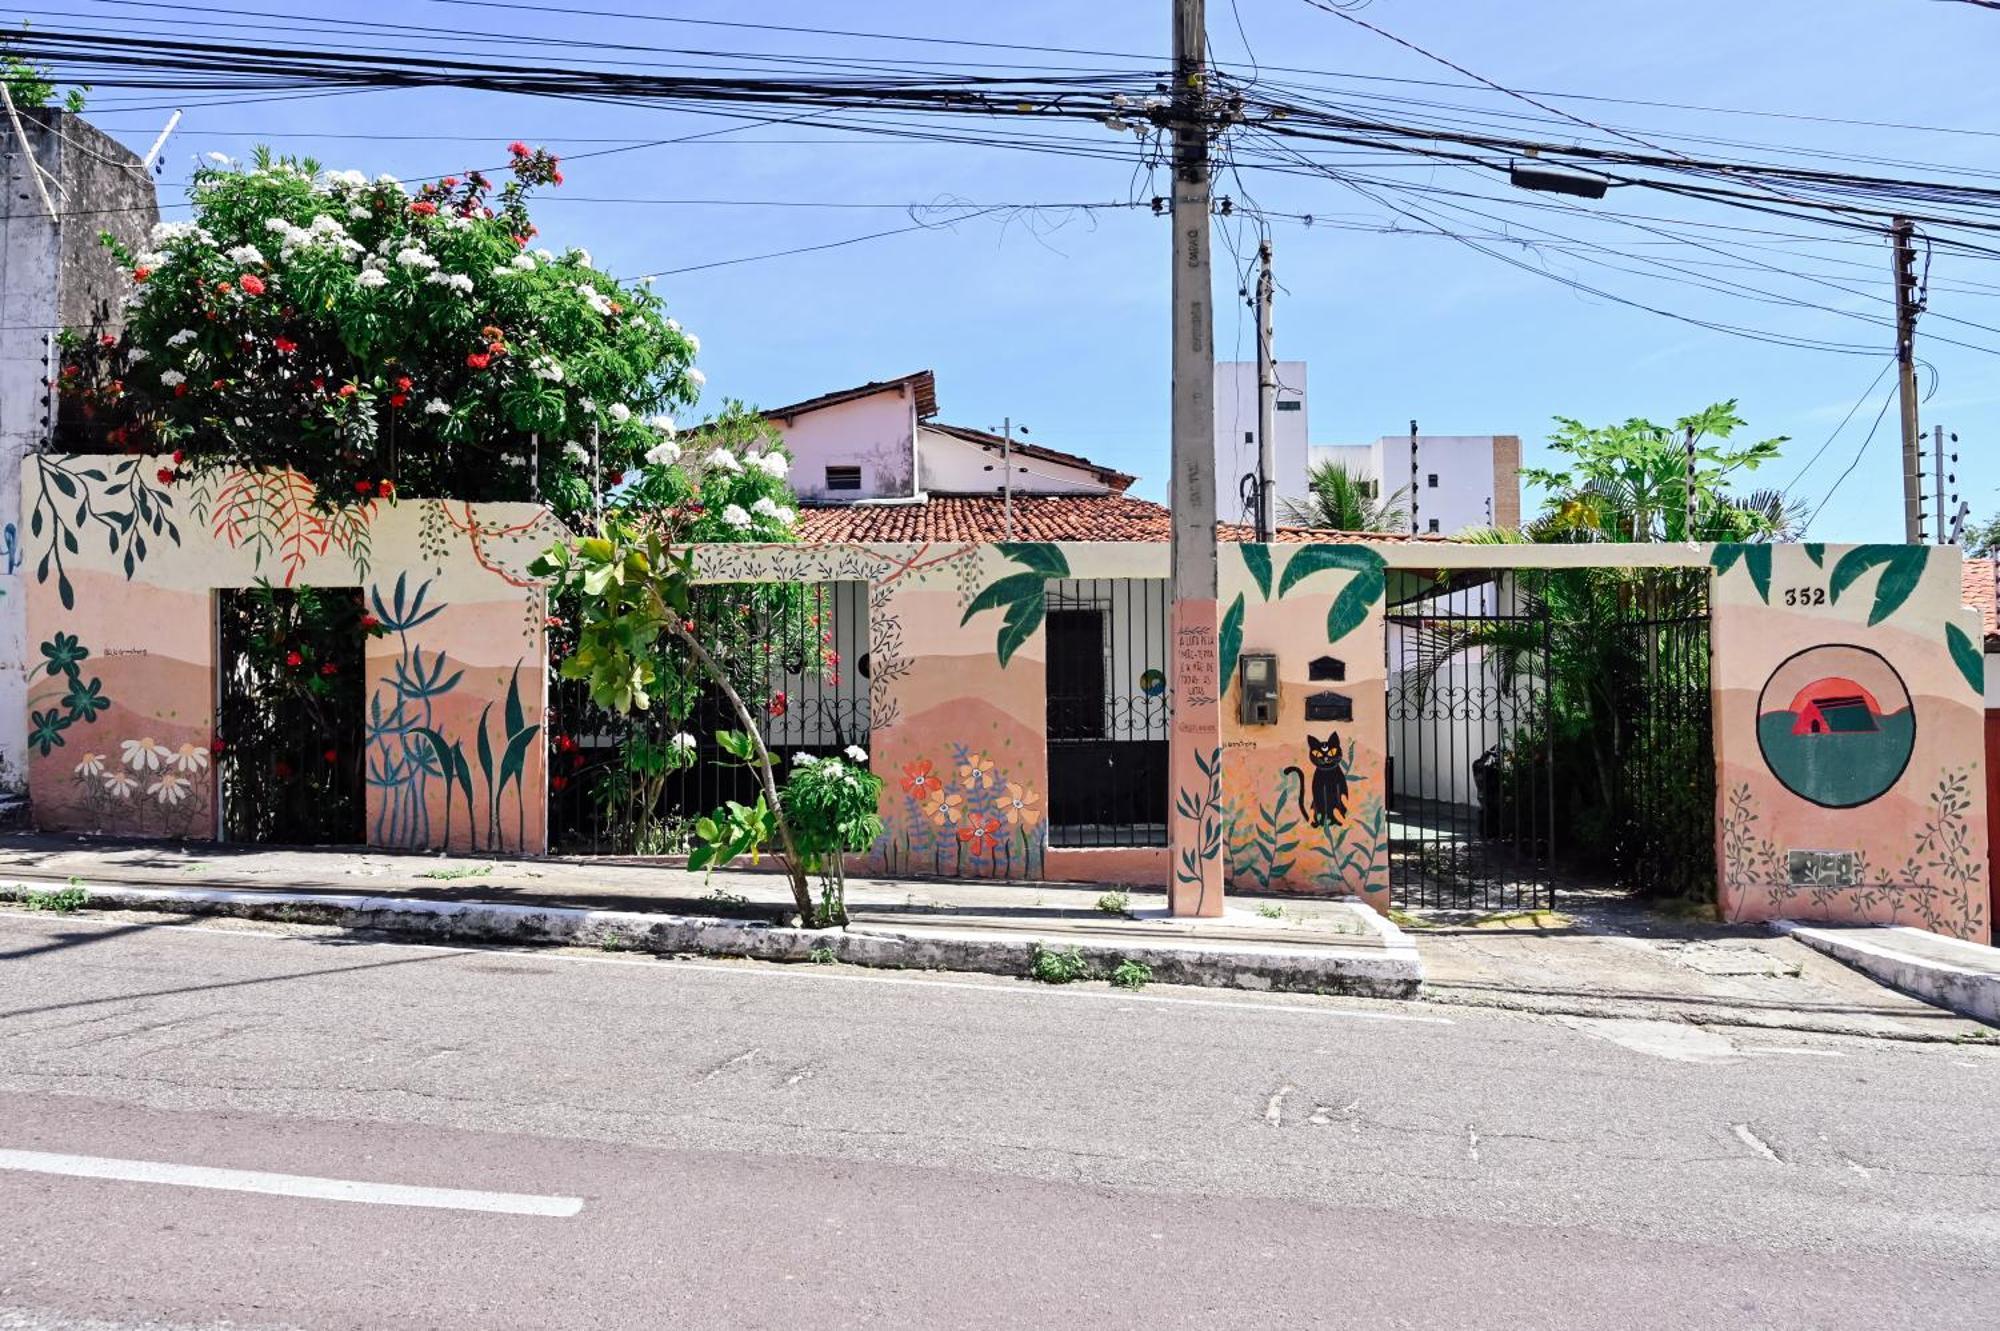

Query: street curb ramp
[1,881,1424,998]
[1776,920,2000,1027]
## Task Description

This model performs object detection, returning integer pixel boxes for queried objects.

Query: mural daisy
[169,742,211,774]
[102,771,139,798]
[73,752,106,779]
[148,772,192,806]
[120,737,169,771]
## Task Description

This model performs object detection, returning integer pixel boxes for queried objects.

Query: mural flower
[1000,782,1042,829]
[925,790,965,828]
[62,676,110,722]
[102,771,139,798]
[120,737,168,770]
[901,759,942,800]
[169,743,212,774]
[40,632,87,677]
[148,772,192,805]
[73,752,106,778]
[957,752,996,791]
[957,814,1003,857]
[29,709,71,756]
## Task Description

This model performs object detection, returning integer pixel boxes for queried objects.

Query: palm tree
[1281,460,1411,532]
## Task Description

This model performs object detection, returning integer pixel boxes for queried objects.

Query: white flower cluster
[356,266,389,289]
[750,496,797,525]
[669,732,697,753]
[576,283,613,317]
[424,399,451,416]
[321,169,370,190]
[704,448,742,473]
[158,369,186,388]
[722,504,752,530]
[563,441,592,465]
[687,367,706,387]
[225,243,265,266]
[644,440,681,466]
[529,356,564,382]
[264,213,363,263]
[149,220,214,247]
[166,328,199,347]
[647,414,676,435]
[844,745,869,764]
[744,451,789,480]
[423,271,475,294]
[396,247,438,271]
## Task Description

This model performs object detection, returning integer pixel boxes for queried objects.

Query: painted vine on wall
[961,542,1070,666]
[28,457,182,609]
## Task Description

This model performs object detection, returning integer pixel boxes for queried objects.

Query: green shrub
[1095,891,1131,915]
[1028,944,1091,985]
[1109,959,1152,990]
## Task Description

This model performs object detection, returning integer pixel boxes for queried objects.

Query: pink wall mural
[23,454,557,854]
[1711,542,1988,942]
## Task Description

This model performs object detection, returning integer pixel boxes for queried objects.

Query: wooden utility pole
[1255,237,1276,541]
[1167,0,1222,917]
[1891,218,1923,545]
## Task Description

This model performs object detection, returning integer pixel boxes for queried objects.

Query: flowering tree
[83,144,698,518]
[531,413,864,923]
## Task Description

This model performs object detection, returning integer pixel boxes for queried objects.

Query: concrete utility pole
[1254,237,1276,542]
[1167,0,1222,917]
[1000,417,1015,541]
[1891,218,1924,545]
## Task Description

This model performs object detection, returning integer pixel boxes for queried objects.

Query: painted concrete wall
[0,111,158,792]
[695,538,1986,938]
[767,388,917,503]
[1711,542,1988,942]
[694,539,1392,905]
[21,455,557,854]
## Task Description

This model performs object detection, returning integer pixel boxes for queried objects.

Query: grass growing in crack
[702,888,752,911]
[1095,891,1130,915]
[1256,902,1285,920]
[1028,944,1092,985]
[808,945,837,965]
[599,930,631,952]
[417,864,494,881]
[1109,958,1152,990]
[20,885,89,913]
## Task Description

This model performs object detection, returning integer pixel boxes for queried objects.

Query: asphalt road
[0,909,1995,1329]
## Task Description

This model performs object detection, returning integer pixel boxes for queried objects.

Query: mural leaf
[1829,545,1928,626]
[1241,544,1273,600]
[1277,544,1385,599]
[1219,593,1245,697]
[959,572,1045,625]
[995,589,1045,668]
[1326,564,1386,645]
[992,542,1069,578]
[498,724,541,796]
[503,664,525,740]
[1743,544,1773,603]
[1803,543,1825,568]
[1709,545,1743,576]
[1946,621,1984,696]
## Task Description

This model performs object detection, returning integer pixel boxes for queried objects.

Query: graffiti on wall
[881,745,1045,879]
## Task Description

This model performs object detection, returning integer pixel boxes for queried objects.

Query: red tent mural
[1787,677,1884,736]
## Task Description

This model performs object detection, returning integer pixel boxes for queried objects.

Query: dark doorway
[1045,578,1169,846]
[216,585,367,845]
[1606,567,1714,899]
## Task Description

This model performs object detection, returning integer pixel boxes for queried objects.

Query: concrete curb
[0,880,1423,997]
[1776,921,2000,1027]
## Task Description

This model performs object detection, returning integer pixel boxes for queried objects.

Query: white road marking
[1742,1047,1849,1058]
[0,1148,582,1216]
[1466,1126,1480,1163]
[0,912,1452,1025]
[1731,1124,1783,1164]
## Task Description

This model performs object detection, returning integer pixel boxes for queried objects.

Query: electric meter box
[1238,652,1279,725]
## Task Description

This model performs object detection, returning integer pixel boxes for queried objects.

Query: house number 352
[1783,587,1827,607]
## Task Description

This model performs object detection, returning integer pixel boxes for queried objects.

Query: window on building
[1244,431,1254,444]
[1427,518,1440,533]
[824,465,862,493]
[1427,473,1439,488]
[1276,400,1302,412]
[1358,480,1378,499]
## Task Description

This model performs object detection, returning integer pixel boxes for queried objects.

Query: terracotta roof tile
[794,494,1433,544]
[1963,556,1998,646]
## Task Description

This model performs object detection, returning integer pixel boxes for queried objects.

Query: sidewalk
[0,835,1418,997]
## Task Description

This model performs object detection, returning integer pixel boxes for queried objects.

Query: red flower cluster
[285,650,303,667]
[239,274,267,296]
[410,201,438,217]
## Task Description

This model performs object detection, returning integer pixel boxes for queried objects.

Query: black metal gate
[1385,575,1553,910]
[1607,569,1715,898]
[1046,578,1170,846]
[548,580,869,854]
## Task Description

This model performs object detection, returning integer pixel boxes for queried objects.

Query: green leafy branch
[960,542,1070,667]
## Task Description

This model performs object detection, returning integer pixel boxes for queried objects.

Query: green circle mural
[1755,644,1915,809]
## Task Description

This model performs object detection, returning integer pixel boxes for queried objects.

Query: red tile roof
[794,494,1429,544]
[1963,556,1998,646]
[923,422,1136,493]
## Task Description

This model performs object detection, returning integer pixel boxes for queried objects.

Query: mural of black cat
[1283,733,1351,828]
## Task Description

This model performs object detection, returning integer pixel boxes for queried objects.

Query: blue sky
[51,0,2000,538]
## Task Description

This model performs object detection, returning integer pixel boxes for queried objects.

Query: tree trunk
[668,621,817,925]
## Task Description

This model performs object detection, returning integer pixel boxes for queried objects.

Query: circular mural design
[1139,668,1166,698]
[1755,644,1915,809]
